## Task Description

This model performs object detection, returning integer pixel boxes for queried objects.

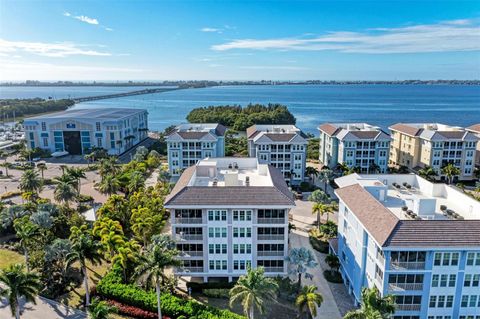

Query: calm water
[1,85,479,134]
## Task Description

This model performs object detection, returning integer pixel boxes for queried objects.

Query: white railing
[257,235,284,241]
[258,251,284,257]
[257,218,285,224]
[178,267,204,273]
[175,218,203,224]
[390,262,425,270]
[263,267,284,273]
[388,283,423,291]
[180,251,204,257]
[178,234,203,241]
[396,304,421,311]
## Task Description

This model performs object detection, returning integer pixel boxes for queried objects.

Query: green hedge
[186,281,235,292]
[323,270,343,283]
[96,265,244,319]
[309,236,329,254]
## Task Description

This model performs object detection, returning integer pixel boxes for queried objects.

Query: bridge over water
[72,87,180,103]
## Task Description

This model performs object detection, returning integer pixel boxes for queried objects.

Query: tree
[112,239,141,280]
[96,174,120,196]
[229,266,278,319]
[344,287,395,319]
[127,171,146,195]
[0,264,42,319]
[130,206,164,246]
[312,202,337,224]
[54,180,77,207]
[418,165,437,181]
[285,247,318,291]
[325,254,340,275]
[13,216,40,271]
[305,166,319,183]
[134,235,180,319]
[157,168,171,186]
[318,168,333,192]
[308,189,330,204]
[99,157,119,182]
[19,169,42,195]
[368,163,381,174]
[336,162,350,175]
[65,166,86,195]
[92,217,126,259]
[36,162,47,181]
[88,298,116,319]
[296,285,323,319]
[441,163,460,184]
[66,225,103,306]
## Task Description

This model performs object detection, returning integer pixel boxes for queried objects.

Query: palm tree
[87,298,116,319]
[92,217,126,259]
[296,285,323,319]
[0,264,42,319]
[127,171,145,195]
[134,236,180,319]
[19,169,42,195]
[285,247,317,291]
[418,165,437,181]
[441,163,460,184]
[157,169,171,186]
[111,239,140,280]
[312,202,337,224]
[36,162,47,181]
[229,266,278,319]
[66,225,103,306]
[318,168,333,192]
[65,166,86,195]
[368,163,381,174]
[335,162,349,175]
[305,166,320,183]
[13,217,40,271]
[96,174,120,196]
[99,157,119,181]
[325,254,340,275]
[54,180,77,207]
[344,287,395,319]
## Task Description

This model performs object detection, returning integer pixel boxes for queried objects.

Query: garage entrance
[63,131,82,155]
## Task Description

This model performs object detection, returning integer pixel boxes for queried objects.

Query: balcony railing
[396,304,421,311]
[177,267,204,273]
[258,251,284,257]
[180,251,204,257]
[175,217,203,224]
[257,218,285,224]
[376,253,385,265]
[388,283,423,291]
[257,235,285,241]
[263,267,284,273]
[375,273,383,284]
[177,234,203,241]
[390,262,425,270]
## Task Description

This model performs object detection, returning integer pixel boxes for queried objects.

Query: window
[434,252,460,266]
[96,122,101,131]
[208,210,227,221]
[448,274,456,287]
[233,210,252,221]
[233,227,251,238]
[42,137,48,147]
[466,252,480,266]
[461,295,469,307]
[446,295,453,308]
[208,227,227,238]
[41,122,46,131]
[440,274,448,287]
[432,275,439,287]
[429,296,436,308]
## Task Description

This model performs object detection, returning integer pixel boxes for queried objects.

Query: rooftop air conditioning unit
[234,162,239,169]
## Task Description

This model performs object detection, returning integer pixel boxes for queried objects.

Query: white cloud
[63,12,71,17]
[0,39,111,58]
[74,15,99,25]
[201,27,222,33]
[212,19,480,54]
[104,27,114,32]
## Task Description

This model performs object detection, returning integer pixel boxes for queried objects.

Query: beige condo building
[466,124,480,166]
[389,123,478,181]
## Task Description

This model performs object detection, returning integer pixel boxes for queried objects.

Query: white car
[51,151,69,158]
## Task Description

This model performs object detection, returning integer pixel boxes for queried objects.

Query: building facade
[166,123,226,176]
[318,123,391,173]
[333,173,480,319]
[23,108,148,155]
[466,124,480,166]
[389,123,478,181]
[246,124,307,185]
[164,157,294,282]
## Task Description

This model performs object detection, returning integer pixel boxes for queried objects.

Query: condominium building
[389,123,478,181]
[318,123,391,173]
[466,124,480,166]
[23,108,148,155]
[333,173,480,319]
[246,124,308,185]
[164,157,294,282]
[166,123,226,176]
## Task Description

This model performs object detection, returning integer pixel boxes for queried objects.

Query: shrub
[299,182,315,192]
[106,299,159,319]
[318,221,337,238]
[440,205,447,211]
[0,190,22,200]
[202,289,230,299]
[77,194,94,203]
[323,270,343,283]
[309,236,329,254]
[273,276,297,301]
[186,281,235,292]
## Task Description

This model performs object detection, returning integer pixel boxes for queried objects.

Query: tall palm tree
[157,169,171,186]
[36,162,47,181]
[54,180,77,207]
[19,169,42,195]
[344,287,395,319]
[312,202,337,224]
[285,247,317,291]
[0,264,42,319]
[96,174,120,196]
[296,285,323,319]
[65,166,86,195]
[441,163,460,184]
[99,157,119,182]
[13,217,40,271]
[368,163,381,174]
[229,266,278,319]
[318,168,333,192]
[305,166,320,183]
[418,165,437,181]
[335,162,349,175]
[87,298,116,319]
[134,236,180,319]
[66,225,103,306]
[127,171,145,195]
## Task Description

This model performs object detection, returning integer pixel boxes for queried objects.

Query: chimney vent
[245,176,250,186]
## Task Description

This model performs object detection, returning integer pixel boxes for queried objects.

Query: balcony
[180,251,204,257]
[175,217,203,224]
[177,234,203,241]
[257,218,285,224]
[390,262,425,270]
[263,267,284,273]
[396,304,421,311]
[388,283,424,291]
[257,234,284,241]
[177,267,204,273]
[258,251,284,257]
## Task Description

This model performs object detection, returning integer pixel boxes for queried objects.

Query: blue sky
[0,0,479,81]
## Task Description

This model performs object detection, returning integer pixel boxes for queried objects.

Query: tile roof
[436,131,466,139]
[177,131,209,139]
[165,165,196,203]
[214,124,227,136]
[467,124,480,134]
[335,184,399,247]
[389,123,423,137]
[386,220,480,247]
[246,125,258,138]
[318,123,340,136]
[349,130,380,139]
[263,133,296,142]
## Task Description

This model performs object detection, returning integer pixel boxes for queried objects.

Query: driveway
[0,296,86,319]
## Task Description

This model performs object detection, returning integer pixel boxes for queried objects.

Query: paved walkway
[289,229,342,319]
[0,296,86,319]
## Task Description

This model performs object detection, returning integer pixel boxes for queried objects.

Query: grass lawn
[0,248,24,270]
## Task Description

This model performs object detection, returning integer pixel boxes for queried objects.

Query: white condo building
[164,157,295,282]
[23,108,148,155]
[246,124,308,185]
[333,173,480,319]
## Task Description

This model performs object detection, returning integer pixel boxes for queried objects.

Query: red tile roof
[389,123,423,137]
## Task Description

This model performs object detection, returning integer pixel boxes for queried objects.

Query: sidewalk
[289,229,342,319]
[0,296,86,319]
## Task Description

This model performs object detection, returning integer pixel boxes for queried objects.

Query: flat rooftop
[26,108,147,121]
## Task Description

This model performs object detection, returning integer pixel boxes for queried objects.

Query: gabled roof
[318,123,340,136]
[247,124,307,144]
[467,124,480,134]
[389,123,423,137]
[166,123,226,141]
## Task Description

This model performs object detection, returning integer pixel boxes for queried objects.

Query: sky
[0,0,479,81]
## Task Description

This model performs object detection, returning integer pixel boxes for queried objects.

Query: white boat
[51,151,69,158]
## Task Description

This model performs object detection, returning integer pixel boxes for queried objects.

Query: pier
[72,87,180,103]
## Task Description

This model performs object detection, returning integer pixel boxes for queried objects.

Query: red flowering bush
[106,299,170,319]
